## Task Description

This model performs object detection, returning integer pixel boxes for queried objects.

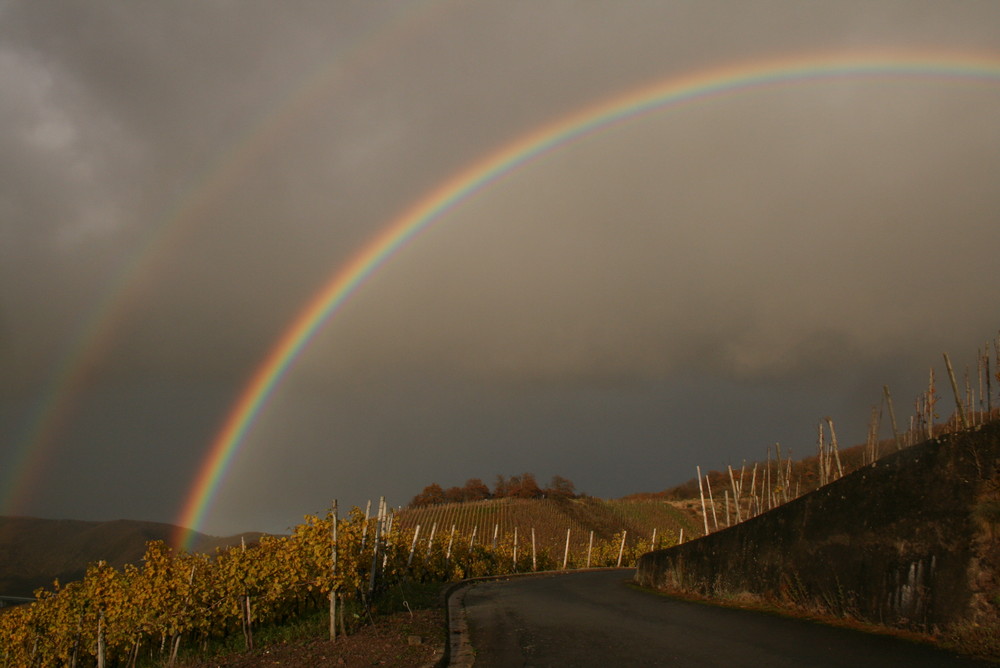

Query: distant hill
[0,516,263,597]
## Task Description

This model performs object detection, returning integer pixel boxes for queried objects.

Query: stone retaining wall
[636,422,1000,631]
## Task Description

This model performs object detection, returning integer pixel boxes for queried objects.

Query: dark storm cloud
[1,1,999,534]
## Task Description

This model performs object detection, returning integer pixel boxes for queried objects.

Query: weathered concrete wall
[637,421,1000,631]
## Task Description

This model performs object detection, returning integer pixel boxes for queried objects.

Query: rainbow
[176,49,1000,548]
[0,1,449,518]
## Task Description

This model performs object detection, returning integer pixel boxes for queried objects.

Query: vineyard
[395,496,701,561]
[0,498,694,667]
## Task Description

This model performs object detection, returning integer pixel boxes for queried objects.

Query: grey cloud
[1,1,999,535]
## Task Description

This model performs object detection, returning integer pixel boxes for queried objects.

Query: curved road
[457,569,991,667]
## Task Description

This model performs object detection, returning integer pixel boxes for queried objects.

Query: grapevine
[0,499,677,666]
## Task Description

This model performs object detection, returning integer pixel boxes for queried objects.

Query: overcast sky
[2,1,999,537]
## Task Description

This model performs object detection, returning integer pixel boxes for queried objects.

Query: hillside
[0,516,262,597]
[395,496,702,560]
[0,497,700,599]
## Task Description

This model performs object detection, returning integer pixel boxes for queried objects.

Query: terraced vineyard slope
[395,497,701,563]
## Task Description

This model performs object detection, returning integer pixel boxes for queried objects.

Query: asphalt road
[459,569,993,667]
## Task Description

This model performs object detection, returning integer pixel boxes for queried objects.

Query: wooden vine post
[426,522,437,556]
[368,497,385,596]
[563,529,571,569]
[168,564,197,666]
[774,443,785,506]
[977,348,984,424]
[240,537,254,651]
[944,353,970,430]
[985,342,993,415]
[97,611,106,668]
[965,369,973,426]
[817,421,826,486]
[329,500,338,642]
[826,417,843,479]
[446,524,456,561]
[616,531,627,568]
[727,465,742,523]
[927,367,937,439]
[407,525,421,568]
[883,385,902,450]
[696,466,709,535]
[866,405,880,464]
[531,528,537,572]
[784,457,793,502]
[705,472,718,529]
[360,499,372,551]
[765,446,772,510]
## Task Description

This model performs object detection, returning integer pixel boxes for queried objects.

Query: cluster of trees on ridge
[409,473,578,507]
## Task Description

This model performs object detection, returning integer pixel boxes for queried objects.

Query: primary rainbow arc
[175,49,1000,549]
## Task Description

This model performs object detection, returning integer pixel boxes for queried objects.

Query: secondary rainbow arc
[0,1,449,518]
